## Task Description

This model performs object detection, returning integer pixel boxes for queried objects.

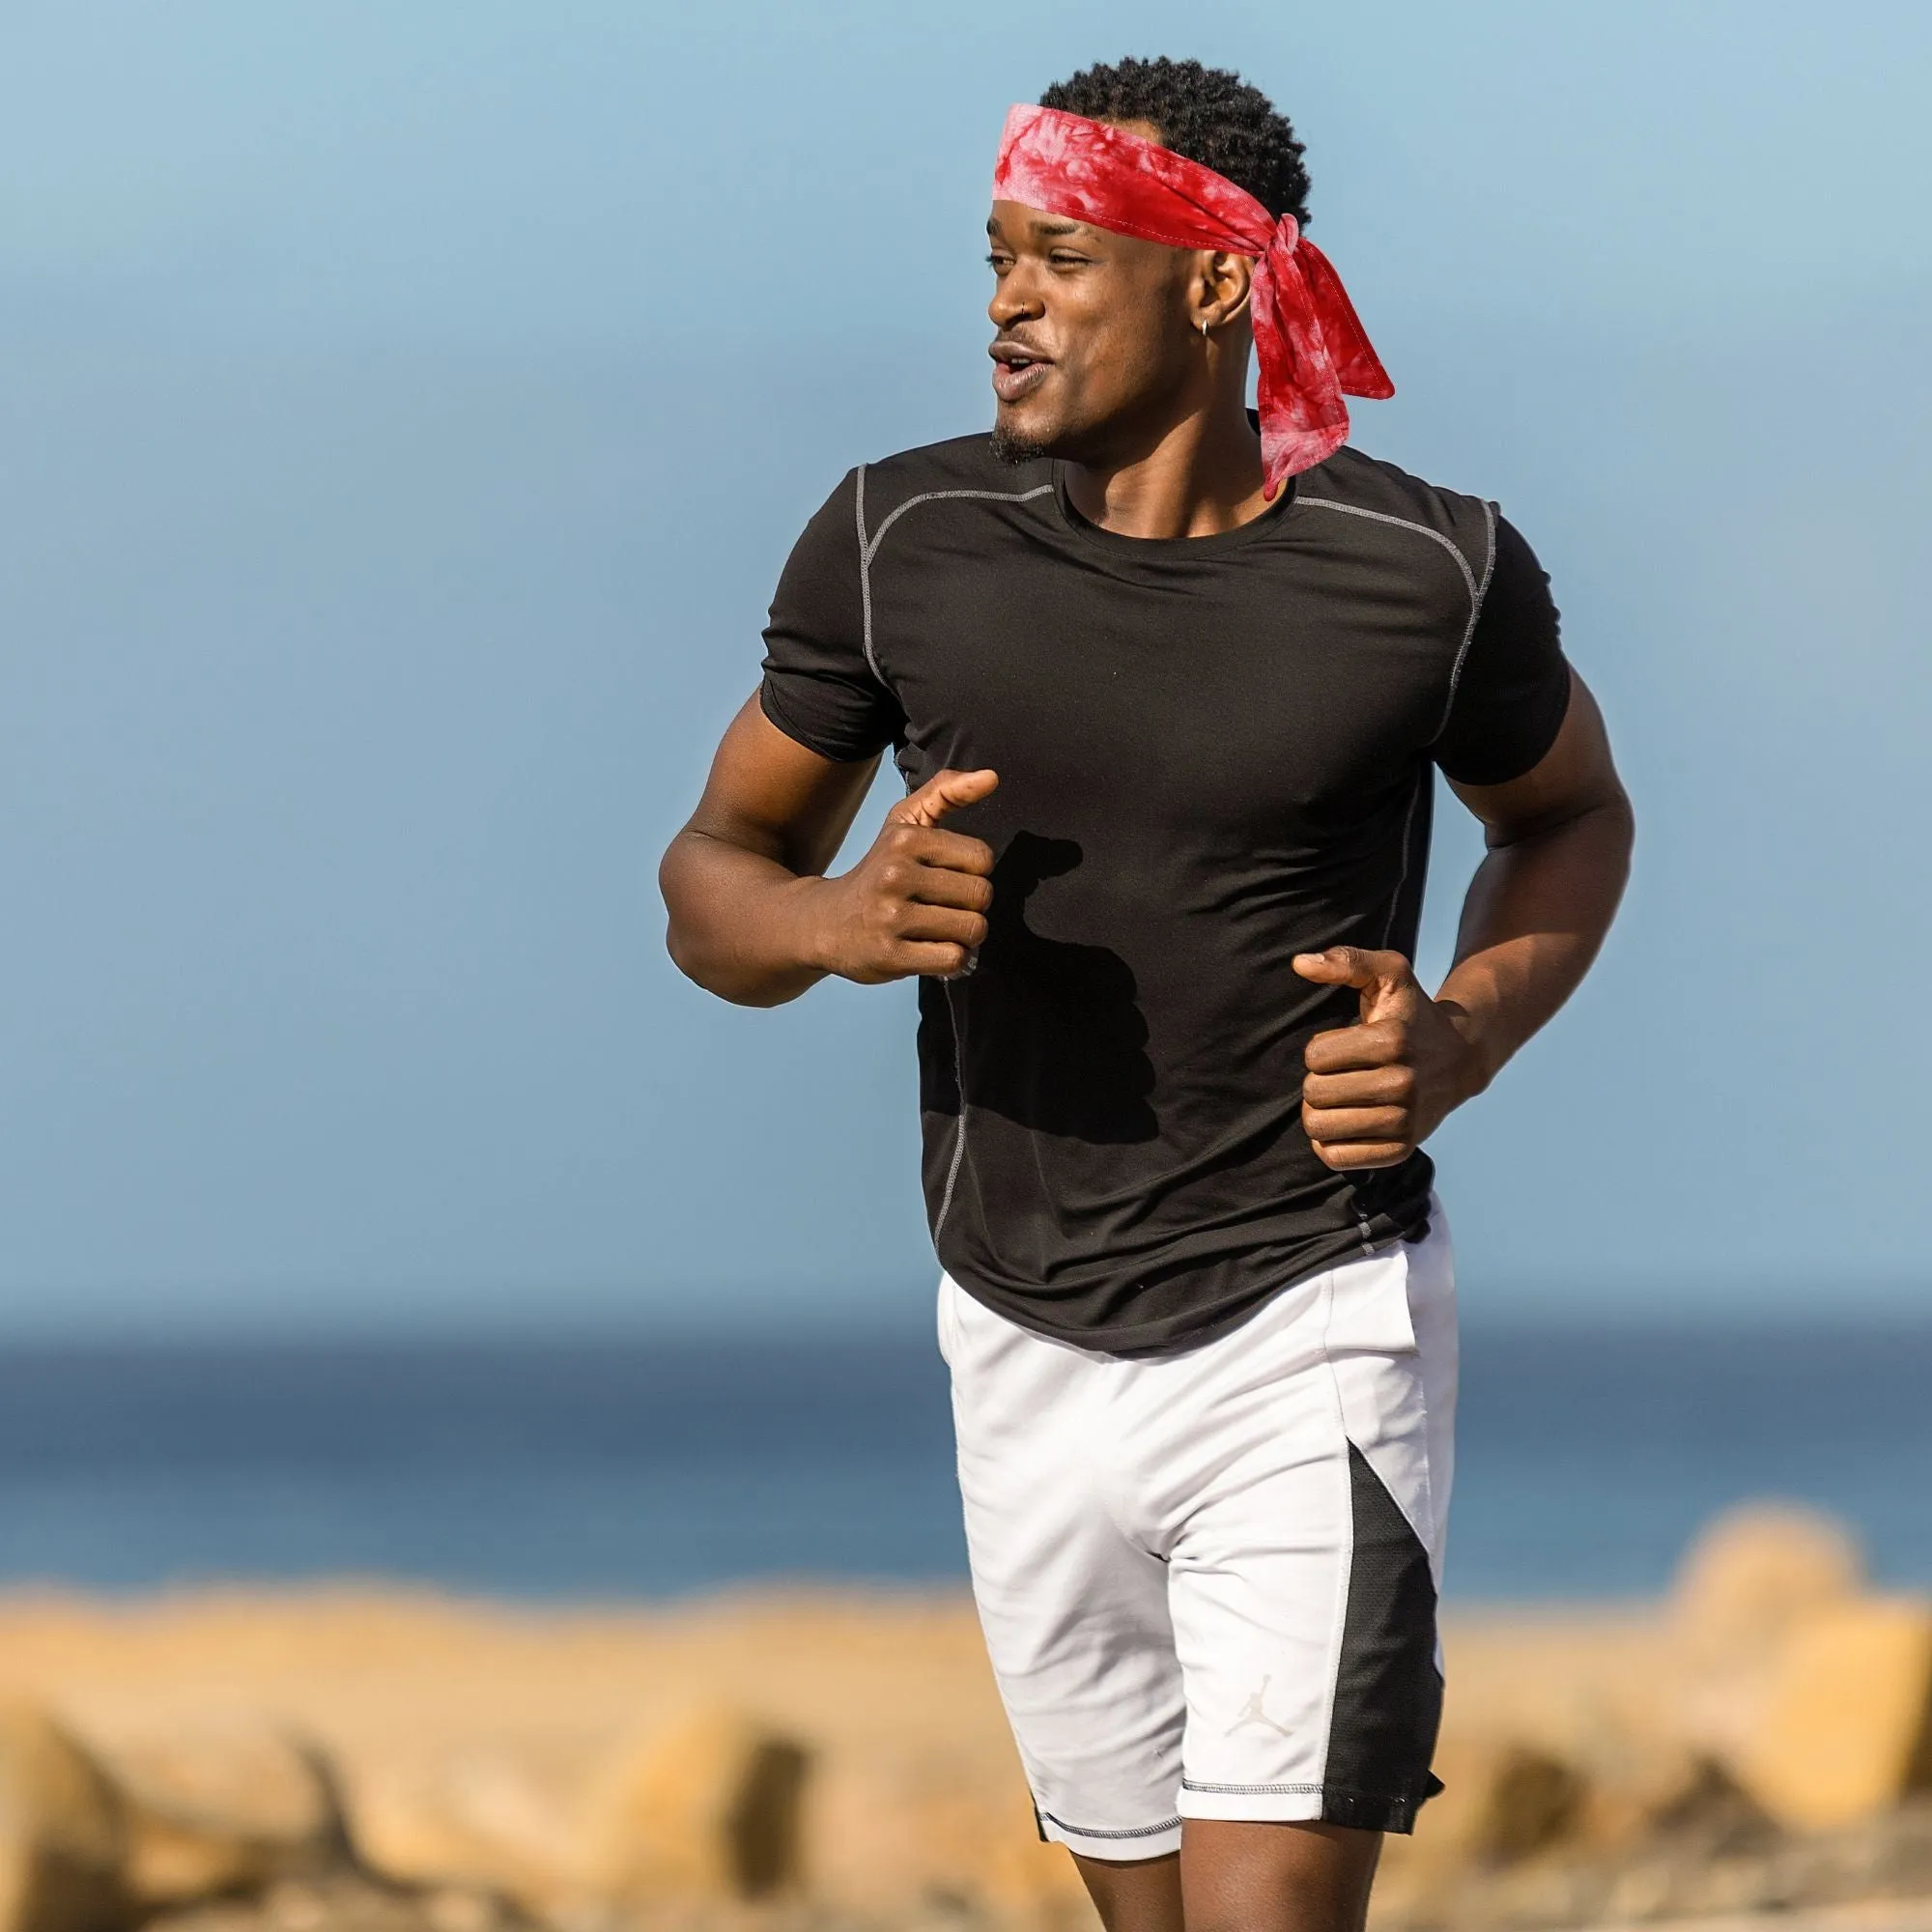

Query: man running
[660,56,1633,1932]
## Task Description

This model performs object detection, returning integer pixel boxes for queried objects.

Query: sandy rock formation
[0,1699,532,1932]
[149,1878,528,1932]
[1655,1507,1932,1834]
[1414,1733,1586,1865]
[102,1725,349,1909]
[345,1745,595,1915]
[1674,1505,1865,1662]
[0,1706,129,1932]
[806,1755,1091,1930]
[1671,1504,1869,1772]
[1371,1733,1585,1926]
[0,1502,1923,1932]
[581,1703,809,1905]
[1735,1601,1932,1832]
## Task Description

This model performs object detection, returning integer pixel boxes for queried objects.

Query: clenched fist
[811,768,999,984]
[1293,947,1484,1171]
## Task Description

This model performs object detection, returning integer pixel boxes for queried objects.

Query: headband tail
[1249,231,1345,495]
[1293,236,1395,401]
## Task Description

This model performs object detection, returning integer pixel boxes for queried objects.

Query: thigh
[1166,1228,1455,1837]
[942,1275,1187,1861]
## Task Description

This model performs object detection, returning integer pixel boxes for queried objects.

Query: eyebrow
[985,215,1089,240]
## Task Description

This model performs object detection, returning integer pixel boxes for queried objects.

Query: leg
[1071,1850,1183,1932]
[1181,1821,1381,1932]
[939,1275,1189,1865]
[1152,1229,1457,1910]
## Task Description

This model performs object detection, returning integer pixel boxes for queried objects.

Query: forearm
[660,830,834,1008]
[1436,791,1634,1096]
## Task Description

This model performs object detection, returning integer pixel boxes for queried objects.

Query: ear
[1191,251,1255,331]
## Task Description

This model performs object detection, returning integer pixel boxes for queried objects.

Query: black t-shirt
[760,436,1571,1353]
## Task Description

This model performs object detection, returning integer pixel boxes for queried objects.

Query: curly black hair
[1038,56,1311,228]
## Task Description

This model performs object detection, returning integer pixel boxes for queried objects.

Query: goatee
[989,424,1053,467]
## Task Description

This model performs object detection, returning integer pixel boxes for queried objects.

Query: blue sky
[1,0,1928,1333]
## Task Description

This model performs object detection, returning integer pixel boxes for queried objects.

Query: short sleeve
[758,469,905,764]
[1433,513,1573,787]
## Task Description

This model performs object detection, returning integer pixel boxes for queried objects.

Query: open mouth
[990,346,1051,404]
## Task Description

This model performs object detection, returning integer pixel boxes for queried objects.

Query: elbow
[657,851,702,987]
[657,832,821,1009]
[658,847,733,1002]
[1604,783,1637,870]
[658,895,752,1006]
[662,924,788,1009]
[662,921,710,994]
[661,908,811,1011]
[1577,781,1636,880]
[1583,786,1637,922]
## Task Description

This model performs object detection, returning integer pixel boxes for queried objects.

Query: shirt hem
[937,1198,1435,1359]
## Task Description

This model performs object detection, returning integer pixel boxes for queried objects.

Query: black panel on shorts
[1321,1443,1444,1834]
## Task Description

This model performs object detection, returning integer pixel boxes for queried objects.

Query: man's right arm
[659,695,999,1008]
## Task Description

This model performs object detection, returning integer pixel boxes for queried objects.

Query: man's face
[985,198,1201,468]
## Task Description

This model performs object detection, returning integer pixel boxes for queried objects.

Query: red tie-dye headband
[992,104,1393,496]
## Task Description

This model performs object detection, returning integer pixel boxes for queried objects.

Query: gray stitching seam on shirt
[1355,775,1420,1232]
[931,983,969,1239]
[863,483,1054,567]
[1297,493,1501,746]
[1300,494,1491,973]
[857,483,1053,1250]
[1435,497,1498,738]
[1297,495,1479,611]
[853,465,880,680]
[1379,764,1428,951]
[857,482,1052,684]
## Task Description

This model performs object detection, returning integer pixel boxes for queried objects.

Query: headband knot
[992,104,1393,495]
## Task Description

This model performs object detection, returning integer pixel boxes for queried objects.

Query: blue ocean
[0,1321,1927,1602]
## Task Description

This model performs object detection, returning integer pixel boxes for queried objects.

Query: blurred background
[1,0,1928,1604]
[1,7,1931,1927]
[3,14,1932,1932]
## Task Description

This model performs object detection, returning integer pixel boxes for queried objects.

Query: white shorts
[940,1208,1457,1861]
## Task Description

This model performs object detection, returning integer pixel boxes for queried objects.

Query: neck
[1063,391,1272,540]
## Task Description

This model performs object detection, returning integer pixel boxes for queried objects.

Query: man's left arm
[1294,671,1634,1170]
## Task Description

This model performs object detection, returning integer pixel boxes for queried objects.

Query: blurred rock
[1375,1732,1588,1923]
[1735,1598,1932,1832]
[806,1757,1093,1930]
[0,1705,129,1932]
[581,1704,810,1904]
[10,1510,1932,1932]
[1573,1738,1755,1852]
[1671,1505,1870,1774]
[339,1752,585,1912]
[148,1878,527,1932]
[1674,1504,1864,1659]
[103,1726,349,1906]
[1419,1734,1586,1866]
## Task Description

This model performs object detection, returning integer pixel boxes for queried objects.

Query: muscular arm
[1436,669,1634,1094]
[1295,671,1634,1168]
[660,696,997,1008]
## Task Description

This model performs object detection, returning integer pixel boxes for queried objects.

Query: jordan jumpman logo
[1226,1676,1294,1739]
